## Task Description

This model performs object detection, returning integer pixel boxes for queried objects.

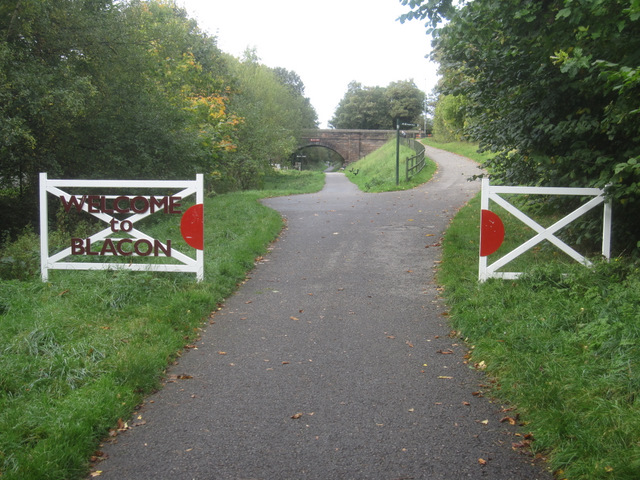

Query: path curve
[95,147,551,479]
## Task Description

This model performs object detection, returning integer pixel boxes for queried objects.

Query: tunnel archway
[290,145,345,172]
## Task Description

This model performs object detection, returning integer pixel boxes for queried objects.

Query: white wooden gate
[39,173,204,282]
[479,178,612,281]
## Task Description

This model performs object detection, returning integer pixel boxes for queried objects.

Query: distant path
[95,147,551,479]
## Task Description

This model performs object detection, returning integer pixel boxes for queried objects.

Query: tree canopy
[329,80,425,130]
[0,0,317,240]
[401,0,640,252]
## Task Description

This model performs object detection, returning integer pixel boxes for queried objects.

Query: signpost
[396,121,418,185]
[39,174,204,282]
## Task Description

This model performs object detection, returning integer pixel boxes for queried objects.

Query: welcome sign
[39,173,204,282]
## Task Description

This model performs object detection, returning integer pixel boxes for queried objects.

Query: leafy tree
[401,0,640,252]
[221,50,318,190]
[330,80,425,129]
[432,94,467,142]
[0,0,318,240]
[271,66,318,130]
[0,0,237,239]
[386,80,426,127]
[329,82,389,129]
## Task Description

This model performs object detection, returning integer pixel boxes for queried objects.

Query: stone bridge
[297,129,395,164]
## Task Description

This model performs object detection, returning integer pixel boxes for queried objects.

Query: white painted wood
[479,180,612,281]
[39,174,204,282]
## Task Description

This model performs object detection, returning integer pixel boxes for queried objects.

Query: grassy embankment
[0,170,324,480]
[344,138,437,191]
[423,139,640,480]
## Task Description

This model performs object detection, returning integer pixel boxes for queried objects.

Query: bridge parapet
[298,129,395,164]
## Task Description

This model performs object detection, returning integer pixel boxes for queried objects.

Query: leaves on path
[500,416,518,426]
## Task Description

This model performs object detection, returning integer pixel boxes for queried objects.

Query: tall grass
[432,142,640,479]
[0,170,324,480]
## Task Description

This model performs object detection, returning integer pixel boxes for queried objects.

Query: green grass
[344,139,437,191]
[422,137,495,164]
[0,170,324,480]
[433,146,640,478]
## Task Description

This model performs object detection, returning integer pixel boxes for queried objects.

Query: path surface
[96,147,551,479]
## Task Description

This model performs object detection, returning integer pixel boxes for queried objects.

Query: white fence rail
[479,178,612,281]
[39,173,204,282]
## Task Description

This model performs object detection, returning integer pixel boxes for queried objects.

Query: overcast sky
[176,0,439,128]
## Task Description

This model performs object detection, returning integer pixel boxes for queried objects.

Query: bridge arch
[290,144,345,171]
[298,129,395,165]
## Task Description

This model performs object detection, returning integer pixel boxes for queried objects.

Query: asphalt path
[95,146,552,479]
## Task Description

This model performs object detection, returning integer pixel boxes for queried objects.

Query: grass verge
[344,139,437,191]
[432,141,640,479]
[0,170,324,480]
[422,137,494,164]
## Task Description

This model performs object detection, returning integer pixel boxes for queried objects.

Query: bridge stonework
[298,129,395,164]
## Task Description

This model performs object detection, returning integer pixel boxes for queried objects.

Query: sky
[176,0,440,128]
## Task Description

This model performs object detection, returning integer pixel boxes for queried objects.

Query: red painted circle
[180,204,204,250]
[480,209,505,256]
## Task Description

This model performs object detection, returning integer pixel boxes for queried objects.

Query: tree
[432,94,467,142]
[221,50,318,190]
[329,81,389,129]
[271,66,318,129]
[0,0,236,239]
[386,80,426,127]
[329,80,425,129]
[401,0,640,252]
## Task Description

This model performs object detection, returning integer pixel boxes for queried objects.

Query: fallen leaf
[462,401,470,406]
[290,316,299,321]
[291,413,303,419]
[438,376,453,379]
[218,351,227,355]
[479,419,489,425]
[406,341,414,348]
[437,349,454,355]
[90,471,103,477]
[176,374,193,379]
[478,458,487,466]
[500,416,517,425]
[512,440,532,450]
